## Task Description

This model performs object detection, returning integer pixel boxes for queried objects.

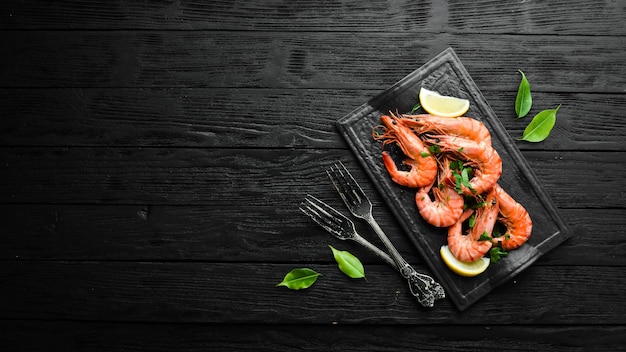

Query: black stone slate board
[336,48,572,311]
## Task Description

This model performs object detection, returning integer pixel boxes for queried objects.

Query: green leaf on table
[276,268,321,290]
[329,245,366,279]
[515,70,532,118]
[520,105,561,142]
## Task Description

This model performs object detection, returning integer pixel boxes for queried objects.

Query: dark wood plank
[1,205,621,267]
[1,262,624,325]
[1,88,624,151]
[1,31,623,93]
[2,320,624,351]
[1,0,624,36]
[1,147,623,208]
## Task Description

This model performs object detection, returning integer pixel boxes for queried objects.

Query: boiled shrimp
[402,114,492,145]
[433,135,502,196]
[415,159,464,227]
[447,188,499,262]
[415,181,464,227]
[491,184,532,250]
[375,113,437,188]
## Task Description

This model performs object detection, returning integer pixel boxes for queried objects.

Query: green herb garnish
[428,144,441,155]
[478,231,491,241]
[489,246,509,263]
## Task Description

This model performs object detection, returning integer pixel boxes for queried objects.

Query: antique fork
[300,194,443,307]
[300,194,398,269]
[327,161,445,304]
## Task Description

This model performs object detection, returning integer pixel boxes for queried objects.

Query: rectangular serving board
[336,47,572,311]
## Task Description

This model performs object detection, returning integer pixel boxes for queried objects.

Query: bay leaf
[520,105,561,142]
[515,70,532,118]
[276,268,320,290]
[329,245,366,279]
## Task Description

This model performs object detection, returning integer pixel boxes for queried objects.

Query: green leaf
[468,213,476,228]
[420,151,430,158]
[428,144,441,155]
[410,103,421,113]
[454,166,476,194]
[329,245,366,279]
[520,105,560,142]
[452,171,463,194]
[461,167,471,187]
[449,159,463,171]
[276,268,321,290]
[515,70,532,118]
[489,246,509,263]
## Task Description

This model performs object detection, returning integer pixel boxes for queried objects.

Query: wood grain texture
[1,31,624,92]
[2,0,625,347]
[1,88,624,151]
[2,321,625,351]
[1,147,624,208]
[1,0,624,35]
[1,205,622,266]
[1,262,625,325]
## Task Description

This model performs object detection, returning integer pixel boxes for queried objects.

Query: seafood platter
[336,48,571,310]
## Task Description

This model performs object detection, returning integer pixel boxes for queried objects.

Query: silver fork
[299,194,441,307]
[300,194,398,269]
[327,161,445,304]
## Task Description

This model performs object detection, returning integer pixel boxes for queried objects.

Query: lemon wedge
[419,88,470,118]
[440,245,490,277]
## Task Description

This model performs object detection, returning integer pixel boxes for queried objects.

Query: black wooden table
[2,1,625,350]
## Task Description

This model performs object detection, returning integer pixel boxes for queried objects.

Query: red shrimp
[415,159,464,227]
[447,188,499,262]
[491,184,533,250]
[375,113,437,188]
[415,181,464,227]
[402,114,492,145]
[433,135,502,196]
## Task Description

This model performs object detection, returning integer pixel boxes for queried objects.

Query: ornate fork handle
[366,213,444,305]
[351,232,444,303]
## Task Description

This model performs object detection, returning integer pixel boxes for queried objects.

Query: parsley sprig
[449,159,476,194]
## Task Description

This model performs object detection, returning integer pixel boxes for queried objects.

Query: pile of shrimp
[373,112,532,263]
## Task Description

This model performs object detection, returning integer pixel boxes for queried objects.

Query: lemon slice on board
[419,88,470,118]
[440,245,490,277]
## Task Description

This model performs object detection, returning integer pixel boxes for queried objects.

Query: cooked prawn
[415,181,464,227]
[415,159,464,227]
[375,113,437,188]
[491,184,533,250]
[402,114,492,145]
[433,135,502,196]
[447,188,499,262]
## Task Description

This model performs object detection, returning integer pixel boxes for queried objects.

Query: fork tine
[303,194,341,221]
[299,195,354,240]
[336,161,368,203]
[327,162,360,208]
